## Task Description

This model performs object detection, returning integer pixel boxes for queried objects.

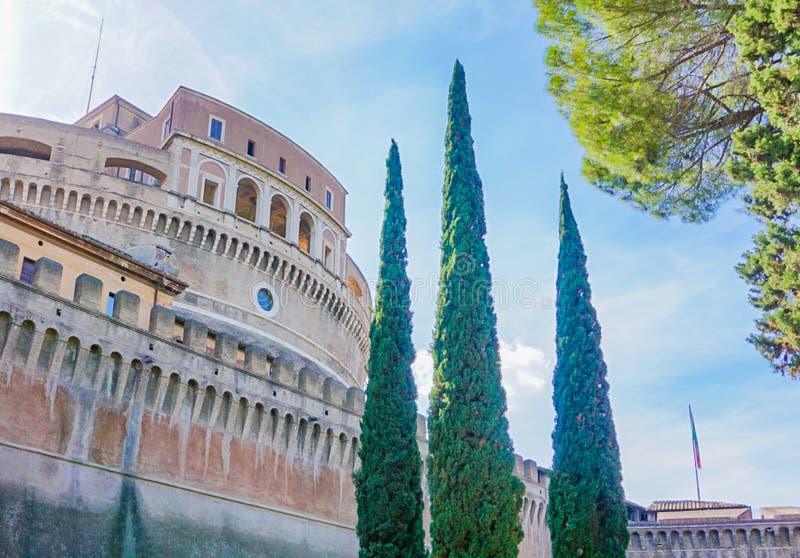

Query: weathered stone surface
[214,332,238,363]
[244,344,268,374]
[270,357,297,386]
[148,305,175,338]
[0,238,19,277]
[345,387,365,414]
[73,273,103,310]
[323,377,347,406]
[112,290,140,323]
[298,367,324,398]
[31,257,62,294]
[182,319,207,352]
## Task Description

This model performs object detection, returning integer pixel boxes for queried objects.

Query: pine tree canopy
[427,60,524,558]
[535,0,800,378]
[548,177,629,558]
[353,140,427,558]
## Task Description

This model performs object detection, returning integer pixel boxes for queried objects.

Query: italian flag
[689,405,702,469]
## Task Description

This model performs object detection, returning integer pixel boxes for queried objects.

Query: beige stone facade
[627,501,800,557]
[0,90,550,557]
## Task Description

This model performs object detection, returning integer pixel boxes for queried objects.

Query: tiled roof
[647,500,749,512]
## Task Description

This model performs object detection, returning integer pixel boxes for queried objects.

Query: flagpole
[693,448,701,502]
[86,17,104,115]
[689,404,701,502]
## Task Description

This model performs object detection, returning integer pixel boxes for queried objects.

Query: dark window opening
[305,176,311,192]
[247,140,255,157]
[202,179,218,206]
[20,258,35,284]
[325,189,333,210]
[209,118,223,141]
[278,157,286,174]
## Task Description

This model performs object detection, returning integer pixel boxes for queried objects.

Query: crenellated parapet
[0,258,366,437]
[627,520,800,557]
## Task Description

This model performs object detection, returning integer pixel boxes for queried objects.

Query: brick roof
[647,500,749,512]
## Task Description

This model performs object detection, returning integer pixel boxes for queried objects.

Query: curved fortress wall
[0,92,551,557]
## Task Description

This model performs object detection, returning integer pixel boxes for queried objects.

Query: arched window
[269,195,288,238]
[104,157,166,186]
[235,179,258,222]
[0,137,51,160]
[298,211,314,253]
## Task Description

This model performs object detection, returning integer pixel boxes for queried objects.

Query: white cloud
[411,349,434,410]
[412,338,550,414]
[499,339,550,407]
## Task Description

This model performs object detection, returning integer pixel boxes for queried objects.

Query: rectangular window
[325,189,333,210]
[209,117,224,141]
[278,157,286,174]
[106,292,116,317]
[202,179,218,206]
[247,139,255,157]
[323,245,332,269]
[305,176,311,192]
[19,257,35,284]
[162,118,171,141]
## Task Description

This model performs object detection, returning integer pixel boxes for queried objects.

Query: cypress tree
[427,60,524,558]
[353,140,426,558]
[548,176,629,558]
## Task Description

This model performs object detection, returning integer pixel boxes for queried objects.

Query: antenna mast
[86,17,104,115]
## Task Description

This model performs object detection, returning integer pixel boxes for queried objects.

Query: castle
[0,88,550,557]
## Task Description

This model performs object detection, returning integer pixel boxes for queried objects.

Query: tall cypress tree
[548,176,629,558]
[427,60,524,558]
[353,140,426,558]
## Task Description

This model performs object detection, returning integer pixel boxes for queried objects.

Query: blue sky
[3,0,798,510]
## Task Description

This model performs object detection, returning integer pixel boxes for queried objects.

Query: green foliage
[727,0,800,377]
[535,0,756,223]
[353,140,427,558]
[426,60,524,558]
[548,178,629,558]
[536,0,800,378]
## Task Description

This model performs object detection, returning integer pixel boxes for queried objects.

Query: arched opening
[104,157,165,186]
[298,211,314,253]
[0,137,51,160]
[26,184,37,205]
[40,185,52,207]
[269,195,288,238]
[630,533,642,551]
[235,179,258,222]
[198,385,216,425]
[106,199,117,220]
[79,194,91,215]
[36,328,59,372]
[14,320,36,365]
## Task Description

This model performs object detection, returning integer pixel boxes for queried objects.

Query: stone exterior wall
[627,520,800,557]
[0,267,364,556]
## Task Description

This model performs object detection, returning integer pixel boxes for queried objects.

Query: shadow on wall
[0,478,331,558]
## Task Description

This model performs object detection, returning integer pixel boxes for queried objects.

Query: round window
[256,288,273,312]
